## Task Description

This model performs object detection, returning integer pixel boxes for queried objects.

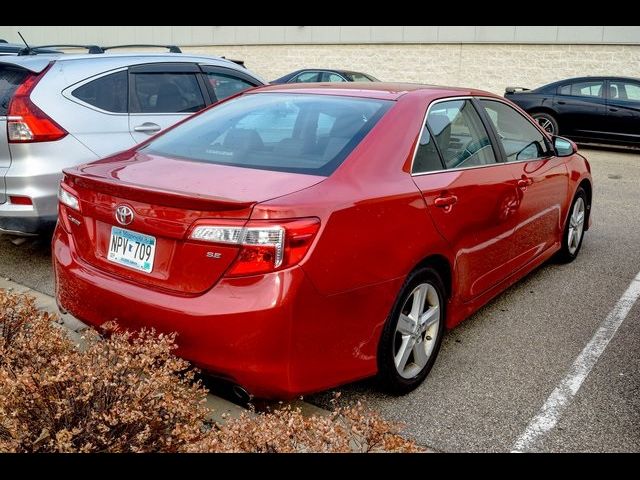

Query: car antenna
[17,31,31,52]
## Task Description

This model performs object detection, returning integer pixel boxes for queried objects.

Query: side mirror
[554,136,577,157]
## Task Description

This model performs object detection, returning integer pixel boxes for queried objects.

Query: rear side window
[204,72,255,102]
[143,93,392,176]
[0,66,29,116]
[427,100,497,170]
[558,81,604,98]
[412,127,444,174]
[72,71,128,113]
[131,73,205,114]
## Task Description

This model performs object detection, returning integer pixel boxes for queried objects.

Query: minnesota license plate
[107,226,156,274]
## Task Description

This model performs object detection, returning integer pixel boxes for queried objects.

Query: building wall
[1,26,639,94]
[2,26,640,45]
[185,43,640,94]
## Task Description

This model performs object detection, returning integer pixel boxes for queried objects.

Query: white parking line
[512,271,640,453]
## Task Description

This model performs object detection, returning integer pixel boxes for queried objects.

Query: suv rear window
[143,93,392,176]
[0,66,29,116]
[72,70,128,113]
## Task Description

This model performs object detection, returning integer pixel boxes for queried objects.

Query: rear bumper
[0,135,99,235]
[0,169,61,235]
[54,229,300,398]
[53,225,396,398]
[0,213,57,235]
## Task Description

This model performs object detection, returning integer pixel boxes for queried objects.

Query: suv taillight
[190,218,320,277]
[7,63,67,143]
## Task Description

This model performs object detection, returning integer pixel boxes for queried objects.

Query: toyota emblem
[115,205,135,226]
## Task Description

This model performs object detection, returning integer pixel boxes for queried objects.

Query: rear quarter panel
[252,93,452,297]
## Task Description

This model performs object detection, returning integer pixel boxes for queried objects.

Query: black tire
[556,187,588,263]
[377,267,446,395]
[531,112,559,136]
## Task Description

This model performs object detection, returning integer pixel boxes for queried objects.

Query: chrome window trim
[62,67,129,116]
[411,95,556,177]
[478,97,555,162]
[411,96,492,177]
[289,70,347,83]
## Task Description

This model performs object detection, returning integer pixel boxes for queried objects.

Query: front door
[480,99,568,270]
[554,80,608,140]
[128,63,208,143]
[606,79,640,144]
[411,98,520,302]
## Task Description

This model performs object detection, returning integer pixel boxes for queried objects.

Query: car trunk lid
[62,151,325,294]
[0,63,32,204]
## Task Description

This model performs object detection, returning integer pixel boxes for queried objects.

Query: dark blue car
[506,76,640,147]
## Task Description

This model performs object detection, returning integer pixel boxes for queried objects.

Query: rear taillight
[58,185,80,211]
[190,218,320,277]
[7,64,67,143]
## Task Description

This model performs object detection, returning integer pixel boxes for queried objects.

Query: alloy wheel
[393,282,441,379]
[568,197,585,255]
[536,117,556,134]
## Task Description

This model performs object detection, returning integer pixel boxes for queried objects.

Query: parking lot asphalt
[0,148,638,452]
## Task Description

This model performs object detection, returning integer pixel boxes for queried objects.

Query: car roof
[251,82,495,101]
[0,52,264,81]
[540,76,640,89]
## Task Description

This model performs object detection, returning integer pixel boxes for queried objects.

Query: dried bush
[0,290,420,453]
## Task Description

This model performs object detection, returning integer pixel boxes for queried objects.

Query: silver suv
[0,51,265,235]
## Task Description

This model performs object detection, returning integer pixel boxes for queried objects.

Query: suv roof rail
[102,44,182,54]
[18,44,104,55]
[220,56,246,68]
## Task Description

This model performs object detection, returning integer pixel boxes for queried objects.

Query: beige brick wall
[184,43,640,95]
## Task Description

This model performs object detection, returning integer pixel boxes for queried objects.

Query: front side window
[558,81,604,98]
[481,100,549,162]
[346,73,376,82]
[292,72,320,83]
[608,81,640,101]
[72,70,128,113]
[204,72,255,102]
[323,72,346,83]
[143,93,392,176]
[427,100,497,170]
[131,73,205,113]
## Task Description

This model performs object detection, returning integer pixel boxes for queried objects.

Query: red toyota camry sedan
[54,83,593,398]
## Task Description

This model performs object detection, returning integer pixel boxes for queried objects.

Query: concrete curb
[0,277,249,424]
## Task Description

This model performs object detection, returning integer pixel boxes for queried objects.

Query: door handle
[517,177,533,190]
[557,101,566,105]
[609,107,619,112]
[434,195,458,209]
[134,122,162,134]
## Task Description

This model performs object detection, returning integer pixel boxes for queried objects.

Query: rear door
[65,68,134,157]
[605,79,640,143]
[0,64,30,204]
[412,98,520,302]
[554,80,608,139]
[128,63,208,143]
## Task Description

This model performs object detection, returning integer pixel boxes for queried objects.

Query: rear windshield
[0,66,29,116]
[142,93,392,176]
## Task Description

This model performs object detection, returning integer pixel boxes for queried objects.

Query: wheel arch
[414,254,453,301]
[577,178,593,231]
[527,106,559,120]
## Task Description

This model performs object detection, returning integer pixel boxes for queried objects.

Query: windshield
[143,93,392,176]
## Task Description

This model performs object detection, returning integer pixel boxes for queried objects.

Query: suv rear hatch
[0,64,30,203]
[1,58,53,204]
[62,151,325,294]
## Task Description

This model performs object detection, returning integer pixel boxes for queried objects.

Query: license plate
[107,226,156,274]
